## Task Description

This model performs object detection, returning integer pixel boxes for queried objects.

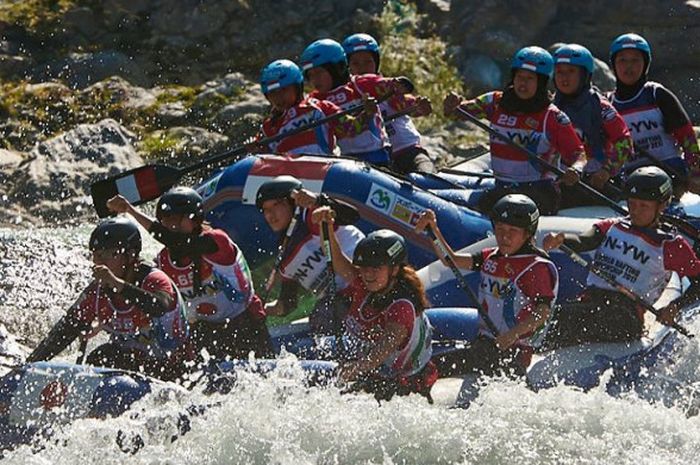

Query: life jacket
[477,247,559,347]
[261,97,337,156]
[344,277,433,379]
[587,218,674,305]
[81,265,189,357]
[611,81,681,168]
[156,229,256,324]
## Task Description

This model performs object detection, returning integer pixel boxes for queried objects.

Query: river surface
[2,225,700,464]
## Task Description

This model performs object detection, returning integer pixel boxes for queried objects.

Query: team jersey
[72,267,188,357]
[588,218,700,306]
[458,91,586,183]
[476,247,558,346]
[381,93,422,153]
[309,74,396,157]
[156,228,257,324]
[344,278,433,379]
[279,209,364,295]
[611,81,700,175]
[260,97,373,156]
[555,90,633,175]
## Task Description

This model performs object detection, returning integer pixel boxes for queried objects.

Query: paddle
[559,243,694,338]
[91,97,390,218]
[453,106,700,242]
[261,206,301,301]
[320,218,346,357]
[425,226,500,337]
[635,149,687,182]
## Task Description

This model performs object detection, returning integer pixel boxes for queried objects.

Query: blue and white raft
[197,154,491,269]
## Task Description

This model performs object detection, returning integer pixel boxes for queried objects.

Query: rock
[139,126,229,166]
[79,76,158,111]
[35,51,149,89]
[458,52,503,95]
[9,119,142,222]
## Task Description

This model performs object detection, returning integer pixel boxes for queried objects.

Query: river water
[2,225,700,464]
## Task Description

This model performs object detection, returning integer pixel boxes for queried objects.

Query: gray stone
[9,119,142,221]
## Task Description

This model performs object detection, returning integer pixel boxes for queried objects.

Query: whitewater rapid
[2,226,700,464]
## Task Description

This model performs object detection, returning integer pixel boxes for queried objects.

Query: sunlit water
[2,226,700,464]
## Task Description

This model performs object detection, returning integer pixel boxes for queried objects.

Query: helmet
[255,175,303,209]
[342,33,380,55]
[511,46,554,78]
[300,39,347,72]
[609,33,651,64]
[553,44,595,74]
[89,216,142,253]
[624,166,672,202]
[260,59,304,94]
[156,186,204,220]
[490,194,540,236]
[353,230,407,267]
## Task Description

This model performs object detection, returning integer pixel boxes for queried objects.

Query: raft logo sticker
[367,184,394,212]
[366,183,425,227]
[198,174,221,201]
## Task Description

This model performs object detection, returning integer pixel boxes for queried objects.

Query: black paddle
[91,97,391,218]
[559,244,694,338]
[453,106,700,243]
[425,226,500,337]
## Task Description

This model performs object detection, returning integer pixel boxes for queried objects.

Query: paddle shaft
[559,244,694,338]
[262,206,301,300]
[425,227,500,336]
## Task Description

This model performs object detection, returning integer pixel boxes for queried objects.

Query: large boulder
[8,119,142,223]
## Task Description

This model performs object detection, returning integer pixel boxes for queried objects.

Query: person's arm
[265,279,300,316]
[107,195,156,230]
[600,99,634,177]
[292,189,360,225]
[542,222,609,253]
[312,206,358,284]
[495,302,551,351]
[26,288,96,362]
[444,91,493,120]
[95,265,175,318]
[414,209,474,270]
[339,321,408,382]
[658,237,700,322]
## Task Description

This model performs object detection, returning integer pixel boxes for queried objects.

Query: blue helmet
[300,39,347,72]
[609,33,651,63]
[260,59,303,94]
[342,33,380,55]
[511,46,554,78]
[553,44,595,74]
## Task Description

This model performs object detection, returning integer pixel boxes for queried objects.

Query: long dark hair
[367,264,430,314]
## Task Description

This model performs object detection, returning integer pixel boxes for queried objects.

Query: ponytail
[397,265,429,313]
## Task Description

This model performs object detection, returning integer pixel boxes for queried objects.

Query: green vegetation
[377,1,467,133]
[0,0,82,36]
[138,131,181,160]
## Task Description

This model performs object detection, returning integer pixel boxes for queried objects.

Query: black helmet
[156,186,204,220]
[624,166,672,202]
[352,229,407,267]
[89,217,142,253]
[490,194,540,236]
[255,176,303,209]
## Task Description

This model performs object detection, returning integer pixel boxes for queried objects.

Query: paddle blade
[90,164,182,217]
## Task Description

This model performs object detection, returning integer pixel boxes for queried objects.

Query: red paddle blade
[90,164,182,217]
